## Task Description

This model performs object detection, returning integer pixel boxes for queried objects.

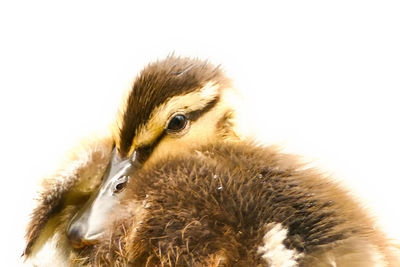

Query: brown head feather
[117,56,228,156]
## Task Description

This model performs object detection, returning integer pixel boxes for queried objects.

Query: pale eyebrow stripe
[186,96,219,122]
[150,82,220,126]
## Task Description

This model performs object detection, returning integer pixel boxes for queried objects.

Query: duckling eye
[113,175,129,194]
[167,114,187,132]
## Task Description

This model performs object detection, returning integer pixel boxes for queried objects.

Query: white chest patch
[257,223,302,267]
[27,231,70,267]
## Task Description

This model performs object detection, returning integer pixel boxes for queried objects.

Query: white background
[0,1,399,265]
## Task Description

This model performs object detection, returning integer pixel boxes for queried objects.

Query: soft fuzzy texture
[24,56,399,266]
[73,141,400,266]
[23,135,113,265]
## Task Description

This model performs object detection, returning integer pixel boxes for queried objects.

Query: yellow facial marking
[126,81,220,156]
[144,97,235,167]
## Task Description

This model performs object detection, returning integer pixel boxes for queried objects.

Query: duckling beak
[67,148,140,248]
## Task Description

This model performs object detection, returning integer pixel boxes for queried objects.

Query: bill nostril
[67,224,86,248]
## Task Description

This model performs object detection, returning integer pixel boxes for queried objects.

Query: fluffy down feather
[72,141,400,266]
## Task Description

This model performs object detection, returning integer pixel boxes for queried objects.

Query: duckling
[23,56,399,266]
[24,56,238,266]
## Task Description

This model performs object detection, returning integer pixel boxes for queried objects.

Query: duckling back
[73,141,400,266]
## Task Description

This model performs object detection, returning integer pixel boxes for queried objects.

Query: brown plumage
[24,56,235,266]
[72,141,400,266]
[24,56,400,266]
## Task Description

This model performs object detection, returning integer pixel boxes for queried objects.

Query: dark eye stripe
[186,97,219,122]
[129,96,220,162]
[135,132,165,163]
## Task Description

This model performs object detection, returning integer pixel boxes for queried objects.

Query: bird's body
[72,141,400,266]
[24,56,399,266]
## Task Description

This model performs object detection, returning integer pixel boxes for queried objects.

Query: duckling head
[67,56,239,247]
